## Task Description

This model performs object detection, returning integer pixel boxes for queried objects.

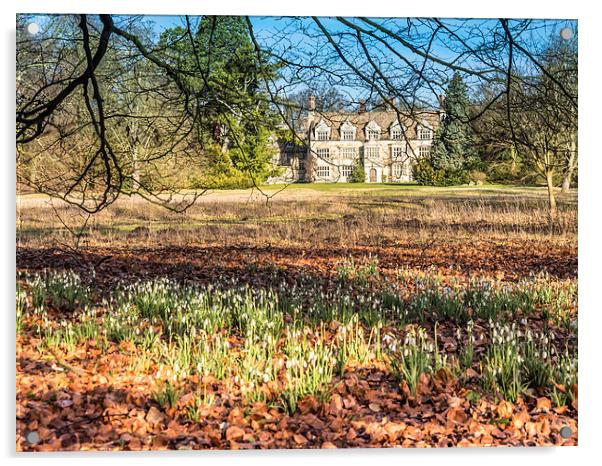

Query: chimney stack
[308,95,316,112]
[358,99,366,114]
[438,94,446,108]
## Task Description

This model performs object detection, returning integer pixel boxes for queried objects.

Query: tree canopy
[430,73,478,180]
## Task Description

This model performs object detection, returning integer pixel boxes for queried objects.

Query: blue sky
[22,14,577,106]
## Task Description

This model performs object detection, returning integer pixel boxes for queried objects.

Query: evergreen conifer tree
[350,156,366,183]
[430,72,477,183]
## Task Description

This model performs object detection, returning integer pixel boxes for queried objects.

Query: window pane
[392,146,404,159]
[418,127,432,140]
[317,148,330,160]
[316,166,330,177]
[367,129,380,140]
[341,148,357,158]
[366,147,379,158]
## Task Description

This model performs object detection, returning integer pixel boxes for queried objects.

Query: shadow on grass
[16,239,577,294]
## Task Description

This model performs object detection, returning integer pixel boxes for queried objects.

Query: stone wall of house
[304,119,437,183]
[271,98,441,184]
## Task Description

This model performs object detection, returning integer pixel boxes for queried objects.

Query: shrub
[441,168,470,186]
[468,170,487,185]
[190,169,257,190]
[349,157,366,183]
[413,159,444,186]
[413,159,469,186]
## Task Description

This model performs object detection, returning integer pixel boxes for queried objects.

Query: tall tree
[506,34,578,216]
[430,73,477,179]
[158,16,280,186]
[543,38,578,193]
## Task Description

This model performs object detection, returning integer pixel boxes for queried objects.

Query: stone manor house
[270,96,442,183]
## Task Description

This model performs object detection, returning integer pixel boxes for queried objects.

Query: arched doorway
[369,168,377,183]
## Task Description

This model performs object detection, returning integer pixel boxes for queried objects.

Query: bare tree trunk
[509,144,517,174]
[221,136,229,154]
[546,169,557,219]
[132,146,140,190]
[561,132,577,193]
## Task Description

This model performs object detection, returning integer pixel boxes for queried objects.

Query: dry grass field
[16,184,578,450]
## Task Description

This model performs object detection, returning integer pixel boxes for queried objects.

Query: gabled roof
[315,118,331,131]
[310,109,440,141]
[365,120,381,131]
[340,120,356,132]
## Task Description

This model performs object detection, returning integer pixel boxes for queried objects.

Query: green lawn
[17,183,575,207]
[257,182,562,198]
